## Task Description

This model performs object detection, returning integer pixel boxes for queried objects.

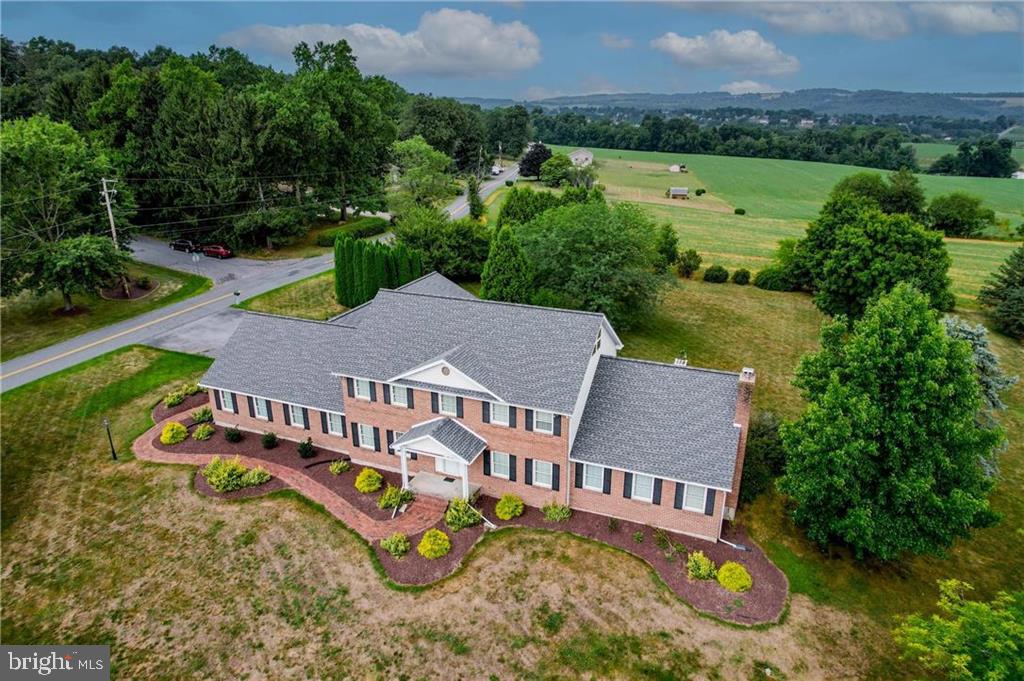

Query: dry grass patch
[236,271,345,321]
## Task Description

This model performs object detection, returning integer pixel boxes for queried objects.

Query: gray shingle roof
[200,313,350,413]
[571,357,741,490]
[396,272,478,300]
[333,290,609,414]
[392,418,486,463]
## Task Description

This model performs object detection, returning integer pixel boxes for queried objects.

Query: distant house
[798,119,815,129]
[1012,171,1024,180]
[667,187,689,200]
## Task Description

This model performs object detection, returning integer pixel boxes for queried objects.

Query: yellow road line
[0,292,235,380]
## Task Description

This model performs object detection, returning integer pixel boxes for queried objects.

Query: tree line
[333,237,423,308]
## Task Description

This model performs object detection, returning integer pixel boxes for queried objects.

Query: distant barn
[667,187,689,200]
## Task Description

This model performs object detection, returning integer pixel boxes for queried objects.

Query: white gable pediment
[390,359,496,397]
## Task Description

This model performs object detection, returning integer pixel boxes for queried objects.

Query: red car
[201,244,234,259]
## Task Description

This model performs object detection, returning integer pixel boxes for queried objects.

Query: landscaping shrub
[163,390,185,407]
[739,410,786,504]
[137,275,152,289]
[695,188,706,196]
[378,484,414,510]
[261,432,278,449]
[329,459,350,475]
[633,531,644,544]
[495,494,525,520]
[717,561,753,593]
[734,208,746,215]
[732,268,751,285]
[240,466,271,488]
[203,456,268,492]
[703,265,729,283]
[687,550,717,580]
[354,467,384,494]
[181,383,202,396]
[505,179,514,187]
[192,423,215,441]
[753,265,796,292]
[190,406,213,423]
[297,437,315,459]
[160,422,188,445]
[417,529,451,559]
[676,249,702,278]
[541,502,572,522]
[445,497,482,531]
[224,426,242,443]
[380,532,411,558]
[607,517,620,532]
[654,528,671,551]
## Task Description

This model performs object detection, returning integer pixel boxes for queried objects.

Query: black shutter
[574,462,584,488]
[482,402,490,423]
[509,455,517,482]
[623,472,633,499]
[346,377,355,397]
[525,409,534,431]
[386,430,394,454]
[372,427,381,452]
[524,458,533,486]
[653,478,663,505]
[351,422,359,447]
[603,468,612,494]
[431,392,439,413]
[407,390,414,409]
[552,463,561,492]
[266,401,274,422]
[231,393,239,414]
[410,451,417,460]
[247,395,255,418]
[704,489,716,516]
[483,450,491,476]
[339,415,346,437]
[283,404,291,426]
[214,390,222,410]
[674,482,685,509]
[383,384,391,404]
[553,415,562,436]
[456,397,464,418]
[302,408,310,430]
[509,407,517,428]
[369,382,377,402]
[320,411,328,433]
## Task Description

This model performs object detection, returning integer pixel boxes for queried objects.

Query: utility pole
[100,178,119,248]
[498,141,503,171]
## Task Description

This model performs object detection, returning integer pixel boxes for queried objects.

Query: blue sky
[4,2,1022,98]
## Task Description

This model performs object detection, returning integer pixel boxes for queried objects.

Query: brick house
[200,273,754,542]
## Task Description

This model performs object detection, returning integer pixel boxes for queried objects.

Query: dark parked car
[201,244,234,259]
[169,239,199,253]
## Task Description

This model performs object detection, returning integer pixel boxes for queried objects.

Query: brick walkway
[133,416,447,541]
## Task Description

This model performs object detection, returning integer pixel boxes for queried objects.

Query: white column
[461,460,470,499]
[399,449,410,489]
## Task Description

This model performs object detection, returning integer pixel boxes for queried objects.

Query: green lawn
[235,270,345,320]
[0,262,211,362]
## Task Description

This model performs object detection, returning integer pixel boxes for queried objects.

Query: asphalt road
[0,166,520,392]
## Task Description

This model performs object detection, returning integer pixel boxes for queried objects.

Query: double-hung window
[390,385,408,407]
[583,464,604,491]
[491,403,510,426]
[439,393,458,416]
[253,397,270,420]
[219,390,236,413]
[390,431,404,454]
[327,412,345,436]
[357,423,375,450]
[532,460,554,488]
[632,473,655,503]
[354,379,372,401]
[534,410,555,434]
[491,451,511,479]
[683,483,707,511]
[288,404,306,428]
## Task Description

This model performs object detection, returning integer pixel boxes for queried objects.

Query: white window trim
[390,384,408,407]
[683,483,708,512]
[632,473,655,503]
[491,451,511,480]
[219,390,236,413]
[582,463,604,492]
[390,431,405,453]
[289,404,306,428]
[254,397,270,421]
[490,402,510,427]
[532,460,554,489]
[326,412,345,436]
[357,423,376,450]
[533,410,555,435]
[354,379,372,401]
[439,393,458,417]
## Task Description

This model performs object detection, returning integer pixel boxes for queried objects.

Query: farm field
[913,141,1024,168]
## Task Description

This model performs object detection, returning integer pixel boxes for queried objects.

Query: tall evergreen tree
[481,226,534,303]
[467,174,484,221]
[978,245,1024,339]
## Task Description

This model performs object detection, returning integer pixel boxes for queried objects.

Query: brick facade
[724,369,756,514]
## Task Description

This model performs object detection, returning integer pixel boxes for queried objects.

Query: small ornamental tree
[480,226,533,303]
[780,284,1002,560]
[655,224,679,273]
[467,174,484,221]
[676,249,702,278]
[519,142,552,178]
[978,245,1024,339]
[34,235,131,312]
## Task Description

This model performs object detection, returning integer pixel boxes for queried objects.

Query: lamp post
[103,417,117,460]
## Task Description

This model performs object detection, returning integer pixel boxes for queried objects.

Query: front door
[435,457,462,477]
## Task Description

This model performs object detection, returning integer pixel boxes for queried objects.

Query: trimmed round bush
[687,550,717,580]
[329,459,351,475]
[695,188,706,196]
[445,497,482,531]
[354,467,384,494]
[676,249,702,278]
[261,432,278,449]
[160,421,188,445]
[734,207,746,215]
[192,423,215,441]
[495,493,525,520]
[703,265,729,283]
[732,268,751,285]
[297,437,315,459]
[224,426,243,443]
[163,390,185,408]
[717,561,753,593]
[417,529,451,559]
[380,532,411,558]
[753,265,795,292]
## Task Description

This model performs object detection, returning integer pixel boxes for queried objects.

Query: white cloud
[219,8,541,78]
[651,29,800,76]
[911,2,1022,34]
[719,80,781,95]
[741,2,910,39]
[599,33,633,49]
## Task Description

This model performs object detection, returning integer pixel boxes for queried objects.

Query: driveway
[447,164,519,219]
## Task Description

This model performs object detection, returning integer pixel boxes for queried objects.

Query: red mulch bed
[152,392,209,423]
[373,519,486,587]
[193,468,287,500]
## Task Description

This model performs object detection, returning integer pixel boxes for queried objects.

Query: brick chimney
[724,367,756,519]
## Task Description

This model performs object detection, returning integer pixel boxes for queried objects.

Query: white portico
[391,417,487,500]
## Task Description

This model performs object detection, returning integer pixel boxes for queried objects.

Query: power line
[0,182,100,209]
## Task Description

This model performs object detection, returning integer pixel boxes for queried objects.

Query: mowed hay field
[913,141,1024,168]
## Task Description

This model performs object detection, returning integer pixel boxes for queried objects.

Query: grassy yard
[0,345,883,679]
[235,270,345,320]
[0,262,211,362]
